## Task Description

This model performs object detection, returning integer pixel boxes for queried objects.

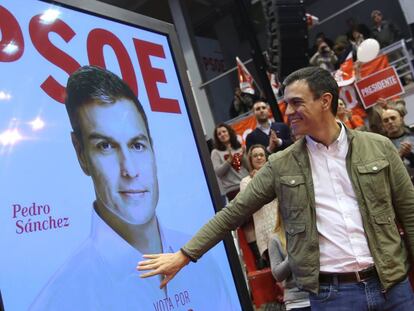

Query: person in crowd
[345,18,371,47]
[229,86,255,119]
[367,97,389,135]
[368,97,407,135]
[335,18,369,66]
[309,40,338,73]
[371,10,401,48]
[382,107,414,181]
[245,100,292,154]
[333,40,348,66]
[30,66,232,310]
[310,32,334,56]
[211,123,249,201]
[240,144,278,267]
[138,67,414,310]
[269,214,310,311]
[350,25,367,50]
[336,98,365,130]
[370,10,412,85]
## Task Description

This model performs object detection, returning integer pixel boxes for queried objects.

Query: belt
[319,266,377,284]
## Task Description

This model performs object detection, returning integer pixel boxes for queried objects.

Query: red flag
[236,57,255,95]
[360,54,389,78]
[334,52,355,87]
[306,13,319,28]
[267,71,280,98]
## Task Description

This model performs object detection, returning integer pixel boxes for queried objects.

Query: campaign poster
[355,66,404,109]
[0,1,244,310]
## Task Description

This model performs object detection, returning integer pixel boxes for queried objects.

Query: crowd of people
[230,9,406,122]
[136,7,414,311]
[139,65,414,311]
[310,9,402,74]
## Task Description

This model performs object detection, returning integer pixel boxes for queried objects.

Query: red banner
[230,114,257,144]
[355,66,404,109]
[229,106,281,145]
[360,54,390,78]
[230,54,395,139]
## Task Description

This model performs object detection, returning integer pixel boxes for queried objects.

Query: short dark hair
[282,67,339,115]
[213,123,241,151]
[252,99,268,109]
[65,65,152,145]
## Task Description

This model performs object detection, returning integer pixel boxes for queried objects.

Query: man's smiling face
[284,80,325,136]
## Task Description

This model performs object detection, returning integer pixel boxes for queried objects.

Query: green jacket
[182,129,414,294]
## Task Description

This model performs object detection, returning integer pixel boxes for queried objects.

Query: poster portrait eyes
[0,1,249,310]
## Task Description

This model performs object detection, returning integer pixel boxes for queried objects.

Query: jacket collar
[291,123,356,158]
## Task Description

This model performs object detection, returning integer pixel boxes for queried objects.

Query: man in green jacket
[138,67,414,310]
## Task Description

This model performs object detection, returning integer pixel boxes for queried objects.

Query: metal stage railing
[380,39,414,81]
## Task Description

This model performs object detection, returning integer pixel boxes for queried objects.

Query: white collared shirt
[257,120,272,136]
[306,124,374,273]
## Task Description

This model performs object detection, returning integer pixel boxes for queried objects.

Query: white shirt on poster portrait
[29,205,236,311]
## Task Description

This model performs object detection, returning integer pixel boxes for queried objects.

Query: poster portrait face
[73,98,159,225]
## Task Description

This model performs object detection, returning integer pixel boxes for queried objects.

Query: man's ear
[321,93,333,112]
[71,132,91,176]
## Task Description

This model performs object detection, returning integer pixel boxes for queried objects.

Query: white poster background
[0,1,241,310]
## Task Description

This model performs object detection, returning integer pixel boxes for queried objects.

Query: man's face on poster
[73,98,159,225]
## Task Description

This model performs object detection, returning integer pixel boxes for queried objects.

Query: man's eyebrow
[284,96,303,102]
[87,133,150,144]
[88,132,113,141]
[128,134,150,144]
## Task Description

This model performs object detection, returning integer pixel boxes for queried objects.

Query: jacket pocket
[357,159,390,202]
[280,175,307,218]
[286,222,307,256]
[373,212,399,237]
[372,211,401,263]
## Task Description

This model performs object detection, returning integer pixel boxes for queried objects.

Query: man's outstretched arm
[137,160,277,287]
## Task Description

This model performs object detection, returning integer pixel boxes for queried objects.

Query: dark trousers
[310,275,414,310]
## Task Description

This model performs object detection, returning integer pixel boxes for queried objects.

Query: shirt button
[372,166,378,171]
[290,180,296,185]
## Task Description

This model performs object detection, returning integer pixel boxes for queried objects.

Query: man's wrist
[180,248,196,263]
